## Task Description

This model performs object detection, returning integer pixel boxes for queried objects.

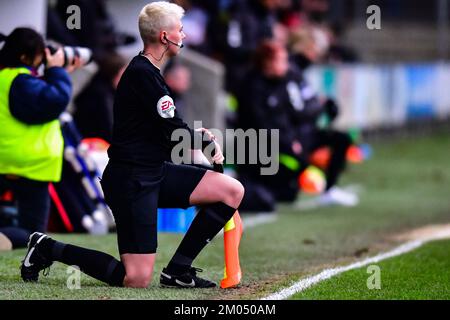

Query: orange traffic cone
[220,211,243,289]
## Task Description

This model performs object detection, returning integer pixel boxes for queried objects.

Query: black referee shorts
[100,161,207,254]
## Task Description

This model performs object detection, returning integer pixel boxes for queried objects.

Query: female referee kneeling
[20,1,244,288]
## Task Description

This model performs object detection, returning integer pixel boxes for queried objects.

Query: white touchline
[242,213,278,230]
[262,225,450,300]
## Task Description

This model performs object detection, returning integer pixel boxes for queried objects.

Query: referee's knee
[124,269,152,288]
[224,179,245,208]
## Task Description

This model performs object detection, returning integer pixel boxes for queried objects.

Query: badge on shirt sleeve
[157,95,176,118]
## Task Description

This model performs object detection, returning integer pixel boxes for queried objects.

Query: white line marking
[242,213,278,230]
[262,225,450,300]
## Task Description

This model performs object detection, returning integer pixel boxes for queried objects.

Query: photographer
[0,27,81,250]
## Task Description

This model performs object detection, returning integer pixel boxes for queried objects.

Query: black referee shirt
[108,54,203,168]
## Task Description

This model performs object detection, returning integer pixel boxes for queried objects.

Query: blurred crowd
[150,0,359,97]
[46,0,359,143]
[0,0,363,248]
[178,0,358,94]
[53,0,359,207]
[168,0,360,211]
[47,0,362,214]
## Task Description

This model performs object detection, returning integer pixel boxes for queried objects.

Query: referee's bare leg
[120,171,243,288]
[189,171,245,208]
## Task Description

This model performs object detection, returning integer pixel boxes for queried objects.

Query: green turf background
[291,239,450,300]
[0,132,449,299]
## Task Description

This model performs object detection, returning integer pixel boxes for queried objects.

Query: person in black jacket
[237,40,357,209]
[286,72,356,206]
[213,0,280,96]
[20,2,244,289]
[237,40,307,209]
[269,40,358,206]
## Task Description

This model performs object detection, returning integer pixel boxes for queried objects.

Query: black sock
[167,202,236,274]
[39,238,126,287]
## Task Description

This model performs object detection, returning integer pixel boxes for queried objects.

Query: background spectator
[73,52,127,143]
[0,28,80,250]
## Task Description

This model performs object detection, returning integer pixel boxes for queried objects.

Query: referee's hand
[195,128,224,164]
[211,140,224,165]
[195,127,215,141]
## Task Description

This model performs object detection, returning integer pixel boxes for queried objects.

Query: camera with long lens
[46,44,93,67]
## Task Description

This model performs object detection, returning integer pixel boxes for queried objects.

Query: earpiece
[163,35,184,48]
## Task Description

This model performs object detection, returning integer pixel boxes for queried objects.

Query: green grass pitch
[0,131,449,299]
[290,239,450,300]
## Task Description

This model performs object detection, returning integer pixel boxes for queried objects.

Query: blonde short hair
[138,1,185,45]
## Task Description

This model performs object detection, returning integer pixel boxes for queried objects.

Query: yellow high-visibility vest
[0,67,63,182]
